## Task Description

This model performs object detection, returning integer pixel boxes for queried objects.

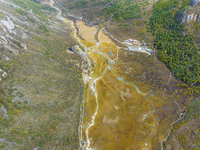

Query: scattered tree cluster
[103,0,141,21]
[12,0,55,20]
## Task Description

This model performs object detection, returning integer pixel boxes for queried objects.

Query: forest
[150,0,200,85]
[103,0,141,21]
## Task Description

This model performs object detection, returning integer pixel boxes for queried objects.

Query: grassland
[76,20,97,42]
[57,0,200,148]
[12,0,56,21]
[74,24,196,149]
[84,68,154,149]
[56,0,199,149]
[98,30,112,43]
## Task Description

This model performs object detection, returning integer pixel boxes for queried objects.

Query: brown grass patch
[76,20,97,42]
[99,30,112,43]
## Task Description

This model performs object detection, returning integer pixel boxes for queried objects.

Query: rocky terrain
[0,0,85,149]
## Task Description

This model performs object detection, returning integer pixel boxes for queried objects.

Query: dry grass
[76,20,97,43]
[99,30,112,43]
[81,32,190,149]
[120,88,132,102]
[87,50,109,78]
[97,42,118,61]
[83,69,153,149]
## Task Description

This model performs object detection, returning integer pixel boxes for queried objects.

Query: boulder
[20,43,27,50]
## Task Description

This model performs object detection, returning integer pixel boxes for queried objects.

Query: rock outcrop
[0,17,28,56]
[1,17,16,34]
[179,0,200,24]
[181,13,200,23]
[191,0,200,6]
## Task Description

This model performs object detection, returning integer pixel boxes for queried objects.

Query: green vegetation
[173,98,200,130]
[68,0,112,9]
[74,0,88,8]
[91,0,112,6]
[67,0,145,22]
[68,0,88,9]
[185,98,200,120]
[104,0,141,21]
[12,0,55,20]
[15,8,27,15]
[150,0,200,84]
[31,0,40,3]
[27,16,36,23]
[39,24,49,32]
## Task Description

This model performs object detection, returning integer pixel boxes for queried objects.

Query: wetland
[50,1,196,149]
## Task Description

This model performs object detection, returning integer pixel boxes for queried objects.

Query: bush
[39,24,49,32]
[27,16,36,23]
[16,8,27,15]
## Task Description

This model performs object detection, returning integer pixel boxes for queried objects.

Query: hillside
[0,0,84,149]
[57,0,155,41]
[150,0,200,85]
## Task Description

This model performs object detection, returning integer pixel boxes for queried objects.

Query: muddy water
[48,1,175,150]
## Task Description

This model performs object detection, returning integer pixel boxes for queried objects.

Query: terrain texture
[0,0,199,149]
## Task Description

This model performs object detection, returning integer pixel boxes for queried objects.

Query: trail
[104,14,114,26]
[102,28,126,46]
[161,98,183,150]
[168,72,171,85]
[50,1,156,149]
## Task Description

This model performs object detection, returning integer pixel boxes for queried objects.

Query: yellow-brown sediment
[61,13,182,149]
[76,20,97,43]
[99,30,112,43]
